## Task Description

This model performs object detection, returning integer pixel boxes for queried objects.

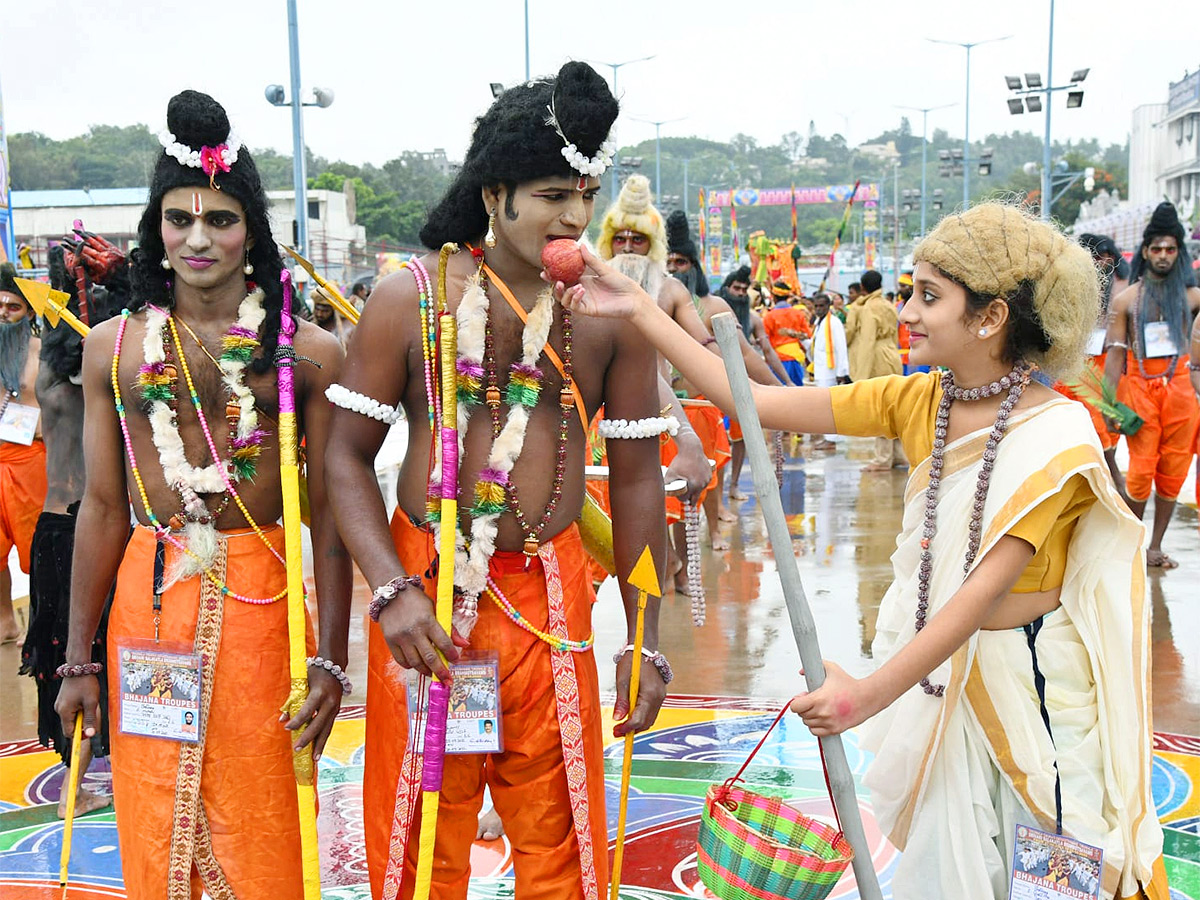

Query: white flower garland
[142,290,263,582]
[431,270,556,638]
[325,383,402,424]
[157,128,241,170]
[597,416,680,439]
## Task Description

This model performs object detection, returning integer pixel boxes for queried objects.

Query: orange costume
[365,512,607,900]
[1118,353,1200,502]
[106,525,313,900]
[0,439,48,573]
[1053,356,1120,451]
[662,402,732,521]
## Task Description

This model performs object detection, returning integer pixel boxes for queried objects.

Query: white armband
[596,416,680,439]
[325,383,402,424]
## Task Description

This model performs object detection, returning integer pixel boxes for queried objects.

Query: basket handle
[718,703,844,835]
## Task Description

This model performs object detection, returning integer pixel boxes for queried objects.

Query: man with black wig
[1103,201,1200,568]
[19,236,126,818]
[55,90,352,897]
[326,61,668,898]
[0,263,45,645]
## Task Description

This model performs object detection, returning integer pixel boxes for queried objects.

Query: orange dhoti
[1053,356,1119,451]
[106,525,313,900]
[364,512,607,900]
[1119,355,1200,503]
[663,403,732,521]
[0,438,48,572]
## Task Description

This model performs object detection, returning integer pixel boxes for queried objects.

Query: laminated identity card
[407,651,503,755]
[1009,824,1103,899]
[117,644,203,743]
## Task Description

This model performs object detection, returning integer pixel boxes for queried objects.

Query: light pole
[897,102,956,235]
[265,0,334,260]
[524,0,530,81]
[927,35,1010,209]
[592,55,656,202]
[634,116,685,199]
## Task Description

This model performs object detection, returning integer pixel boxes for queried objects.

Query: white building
[1129,69,1200,218]
[12,182,367,287]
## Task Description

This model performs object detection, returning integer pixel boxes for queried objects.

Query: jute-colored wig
[913,203,1098,379]
[597,175,667,263]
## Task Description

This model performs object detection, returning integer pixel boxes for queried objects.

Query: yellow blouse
[828,373,1096,592]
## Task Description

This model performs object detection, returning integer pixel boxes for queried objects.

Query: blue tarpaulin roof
[12,188,150,208]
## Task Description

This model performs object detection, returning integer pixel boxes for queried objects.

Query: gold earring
[243,250,254,276]
[484,209,497,248]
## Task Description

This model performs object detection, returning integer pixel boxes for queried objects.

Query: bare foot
[728,489,748,501]
[476,806,504,841]
[710,533,730,551]
[717,507,737,524]
[812,440,836,452]
[0,612,21,645]
[1146,549,1179,569]
[58,788,112,819]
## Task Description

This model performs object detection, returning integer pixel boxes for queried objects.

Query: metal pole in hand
[711,312,883,900]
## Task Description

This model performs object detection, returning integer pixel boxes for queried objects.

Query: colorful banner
[707,183,879,208]
[864,201,879,270]
[730,206,740,263]
[0,78,13,264]
[709,245,721,276]
[790,185,798,242]
[697,189,707,274]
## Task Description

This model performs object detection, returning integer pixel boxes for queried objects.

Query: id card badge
[1009,824,1103,899]
[1085,327,1107,356]
[0,401,39,445]
[117,643,203,743]
[1143,321,1177,358]
[406,651,503,755]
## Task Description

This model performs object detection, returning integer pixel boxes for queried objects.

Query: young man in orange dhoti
[0,265,47,644]
[1104,202,1200,569]
[55,91,352,899]
[324,63,670,900]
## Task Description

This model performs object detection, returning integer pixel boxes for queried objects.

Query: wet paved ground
[2,432,1198,897]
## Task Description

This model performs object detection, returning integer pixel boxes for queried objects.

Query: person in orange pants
[1103,201,1200,567]
[0,264,46,644]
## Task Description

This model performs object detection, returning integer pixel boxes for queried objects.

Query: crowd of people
[1,57,1196,900]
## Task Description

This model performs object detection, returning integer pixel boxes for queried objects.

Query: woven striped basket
[695,706,854,900]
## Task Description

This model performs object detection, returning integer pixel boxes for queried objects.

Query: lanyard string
[152,534,166,642]
[1022,615,1063,835]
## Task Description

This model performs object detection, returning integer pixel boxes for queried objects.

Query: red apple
[541,240,585,287]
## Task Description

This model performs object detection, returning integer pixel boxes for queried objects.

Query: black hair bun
[166,90,231,148]
[552,61,618,154]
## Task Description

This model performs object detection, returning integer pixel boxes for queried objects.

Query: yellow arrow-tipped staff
[15,278,91,337]
[275,271,322,900]
[59,712,84,897]
[610,545,661,900]
[412,243,459,900]
[281,246,361,325]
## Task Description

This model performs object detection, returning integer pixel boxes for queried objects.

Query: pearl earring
[161,256,172,270]
[243,251,254,276]
[978,328,987,337]
[484,209,497,248]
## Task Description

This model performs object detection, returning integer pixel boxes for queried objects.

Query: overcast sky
[3,0,1192,174]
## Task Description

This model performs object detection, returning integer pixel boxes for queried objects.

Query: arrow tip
[626,546,661,597]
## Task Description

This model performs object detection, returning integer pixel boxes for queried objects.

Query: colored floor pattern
[0,695,1196,899]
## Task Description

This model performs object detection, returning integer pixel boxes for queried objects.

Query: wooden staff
[712,312,883,900]
[276,270,322,900]
[59,712,84,896]
[609,546,661,899]
[412,244,459,900]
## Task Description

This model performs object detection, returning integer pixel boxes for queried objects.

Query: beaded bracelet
[306,656,353,694]
[56,662,103,679]
[1189,362,1200,372]
[597,416,680,440]
[368,573,425,622]
[1107,340,1128,350]
[325,383,402,425]
[612,644,674,684]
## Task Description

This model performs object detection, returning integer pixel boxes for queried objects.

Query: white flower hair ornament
[157,128,242,189]
[545,102,615,179]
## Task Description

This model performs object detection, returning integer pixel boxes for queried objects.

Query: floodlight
[265,84,286,106]
[1026,95,1042,113]
[490,83,506,98]
[1005,75,1024,90]
[1066,91,1084,108]
[980,147,994,160]
[978,161,992,176]
[950,148,964,160]
[938,149,951,161]
[1025,73,1042,88]
[312,88,335,108]
[1070,68,1090,83]
[1008,98,1025,115]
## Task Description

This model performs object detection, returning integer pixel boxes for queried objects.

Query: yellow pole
[413,245,459,900]
[610,547,660,900]
[59,712,84,894]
